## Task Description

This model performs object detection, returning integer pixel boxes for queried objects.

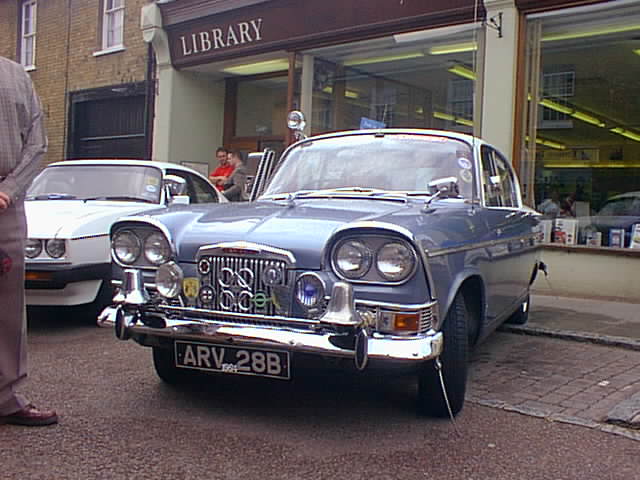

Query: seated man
[222,150,248,202]
[209,147,234,191]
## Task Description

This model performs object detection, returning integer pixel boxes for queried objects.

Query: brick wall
[0,0,149,164]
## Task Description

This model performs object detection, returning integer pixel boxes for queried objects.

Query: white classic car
[25,159,227,317]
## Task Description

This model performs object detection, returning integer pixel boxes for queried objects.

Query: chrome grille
[196,255,290,316]
[420,307,434,332]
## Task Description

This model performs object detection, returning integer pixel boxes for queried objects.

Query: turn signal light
[394,313,420,332]
[25,271,53,281]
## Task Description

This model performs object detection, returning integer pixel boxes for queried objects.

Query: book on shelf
[630,224,640,249]
[609,228,625,248]
[553,218,577,245]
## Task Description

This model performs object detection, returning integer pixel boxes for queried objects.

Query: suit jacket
[222,163,248,201]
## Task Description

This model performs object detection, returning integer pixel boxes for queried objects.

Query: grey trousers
[0,200,28,416]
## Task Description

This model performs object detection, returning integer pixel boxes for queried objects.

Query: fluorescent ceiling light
[322,86,359,99]
[536,138,566,150]
[222,59,289,75]
[544,163,640,168]
[634,49,640,56]
[610,127,640,142]
[429,42,477,55]
[343,52,424,66]
[433,111,473,127]
[393,23,479,44]
[539,99,605,127]
[542,24,640,42]
[447,64,476,80]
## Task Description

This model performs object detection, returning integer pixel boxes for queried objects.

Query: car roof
[47,159,198,173]
[295,128,486,148]
[604,192,640,202]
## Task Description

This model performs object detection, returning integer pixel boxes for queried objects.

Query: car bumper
[98,305,443,364]
[25,263,110,306]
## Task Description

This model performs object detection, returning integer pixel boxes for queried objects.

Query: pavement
[468,292,640,439]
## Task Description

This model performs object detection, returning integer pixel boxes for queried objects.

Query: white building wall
[481,0,519,159]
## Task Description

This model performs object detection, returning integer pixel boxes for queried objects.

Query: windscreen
[27,164,163,203]
[262,134,474,198]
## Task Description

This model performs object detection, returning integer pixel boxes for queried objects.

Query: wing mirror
[424,177,460,211]
[163,175,190,205]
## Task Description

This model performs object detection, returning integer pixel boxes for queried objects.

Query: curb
[498,324,640,352]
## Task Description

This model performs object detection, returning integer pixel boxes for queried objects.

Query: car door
[480,145,536,322]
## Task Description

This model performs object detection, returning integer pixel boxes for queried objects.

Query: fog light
[155,261,183,298]
[295,273,325,308]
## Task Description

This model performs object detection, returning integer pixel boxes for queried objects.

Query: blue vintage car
[99,114,541,417]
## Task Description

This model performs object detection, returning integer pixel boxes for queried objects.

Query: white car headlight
[45,239,66,258]
[333,240,372,279]
[112,230,141,264]
[144,232,171,265]
[376,241,416,281]
[25,239,43,258]
[155,261,183,298]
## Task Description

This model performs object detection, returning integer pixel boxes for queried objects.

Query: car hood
[25,200,159,238]
[154,198,459,268]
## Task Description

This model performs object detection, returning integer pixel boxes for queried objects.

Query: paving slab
[467,331,640,438]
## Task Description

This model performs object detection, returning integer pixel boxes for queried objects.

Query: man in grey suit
[222,150,249,202]
[0,56,57,426]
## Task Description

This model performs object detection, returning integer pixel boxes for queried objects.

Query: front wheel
[417,292,469,417]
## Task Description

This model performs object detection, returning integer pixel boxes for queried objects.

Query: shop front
[141,0,640,301]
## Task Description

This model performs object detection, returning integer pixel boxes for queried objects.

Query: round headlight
[295,273,325,309]
[334,240,372,279]
[144,232,171,265]
[376,242,415,281]
[25,239,43,258]
[45,239,66,258]
[112,230,141,264]
[155,261,184,298]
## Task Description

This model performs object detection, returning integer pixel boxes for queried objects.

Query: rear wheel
[417,292,469,417]
[152,346,188,384]
[505,295,530,325]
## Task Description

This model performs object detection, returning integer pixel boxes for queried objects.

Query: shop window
[19,0,37,69]
[520,3,640,249]
[294,24,483,136]
[235,75,288,138]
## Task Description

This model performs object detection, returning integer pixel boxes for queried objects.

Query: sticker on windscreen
[457,157,472,169]
[460,169,473,183]
[146,184,157,193]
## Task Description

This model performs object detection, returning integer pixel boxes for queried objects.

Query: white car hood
[25,200,159,238]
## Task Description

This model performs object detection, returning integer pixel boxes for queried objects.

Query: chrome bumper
[98,269,443,368]
[98,305,443,363]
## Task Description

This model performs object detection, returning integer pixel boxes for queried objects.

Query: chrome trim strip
[356,299,437,312]
[70,233,109,241]
[426,234,538,258]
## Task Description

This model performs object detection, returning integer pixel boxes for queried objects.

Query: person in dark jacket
[222,150,248,202]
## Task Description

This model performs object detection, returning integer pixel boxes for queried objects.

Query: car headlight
[155,261,183,298]
[112,230,141,264]
[333,240,372,279]
[45,239,66,258]
[25,239,43,258]
[295,273,325,309]
[375,241,416,281]
[144,232,171,265]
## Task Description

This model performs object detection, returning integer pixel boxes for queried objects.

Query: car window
[27,164,162,203]
[480,147,519,208]
[190,174,219,204]
[262,134,474,198]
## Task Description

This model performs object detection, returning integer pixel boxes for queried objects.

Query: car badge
[182,277,200,299]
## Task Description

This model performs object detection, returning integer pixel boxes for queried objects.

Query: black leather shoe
[0,404,58,426]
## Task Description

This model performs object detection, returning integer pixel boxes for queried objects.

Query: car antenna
[435,357,461,436]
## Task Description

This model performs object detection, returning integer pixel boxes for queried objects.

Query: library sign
[178,18,264,58]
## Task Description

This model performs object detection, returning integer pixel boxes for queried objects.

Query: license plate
[175,341,290,380]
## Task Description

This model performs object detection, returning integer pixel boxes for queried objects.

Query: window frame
[101,0,125,51]
[20,0,37,69]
